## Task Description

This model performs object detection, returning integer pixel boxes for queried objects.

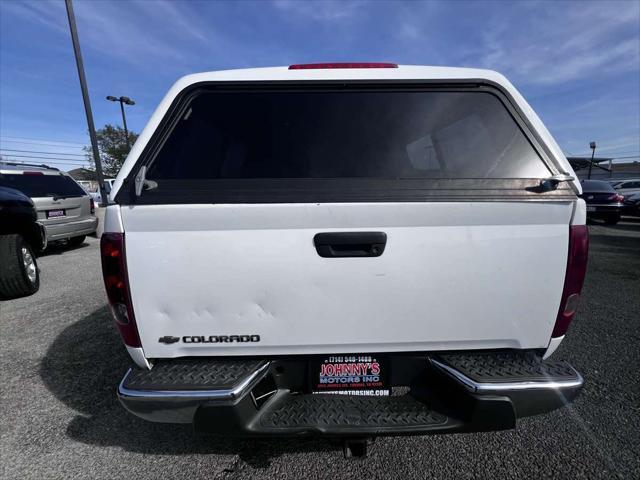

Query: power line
[1,161,89,170]
[0,135,86,146]
[0,148,87,157]
[0,139,86,150]
[571,156,640,160]
[569,150,640,159]
[1,153,88,163]
[1,159,85,166]
[596,150,640,156]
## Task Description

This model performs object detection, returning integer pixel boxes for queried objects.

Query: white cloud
[273,0,367,21]
[0,0,206,68]
[477,1,640,85]
[0,0,68,35]
[133,0,209,43]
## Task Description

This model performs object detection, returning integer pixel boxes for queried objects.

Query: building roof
[567,157,613,171]
[68,168,99,181]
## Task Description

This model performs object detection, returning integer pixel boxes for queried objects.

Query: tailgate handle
[314,232,387,258]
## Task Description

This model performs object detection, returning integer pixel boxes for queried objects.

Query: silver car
[0,162,98,245]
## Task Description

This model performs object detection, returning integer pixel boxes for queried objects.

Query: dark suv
[0,186,46,299]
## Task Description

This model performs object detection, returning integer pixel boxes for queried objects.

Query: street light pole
[587,141,596,180]
[106,96,135,148]
[65,0,107,206]
[119,101,129,139]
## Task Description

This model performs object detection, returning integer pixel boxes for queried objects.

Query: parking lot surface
[1,219,639,479]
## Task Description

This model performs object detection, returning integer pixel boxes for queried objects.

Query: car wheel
[67,235,86,247]
[604,214,620,225]
[0,234,40,300]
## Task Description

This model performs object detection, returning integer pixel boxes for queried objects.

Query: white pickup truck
[102,64,588,456]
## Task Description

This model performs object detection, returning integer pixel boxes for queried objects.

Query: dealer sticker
[310,355,390,396]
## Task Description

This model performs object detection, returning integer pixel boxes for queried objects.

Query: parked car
[0,186,46,299]
[623,192,640,217]
[93,179,116,205]
[0,162,98,245]
[76,178,115,205]
[613,178,640,197]
[76,179,94,192]
[580,179,624,225]
[102,64,588,456]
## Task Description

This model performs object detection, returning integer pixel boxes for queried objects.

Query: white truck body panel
[120,201,572,358]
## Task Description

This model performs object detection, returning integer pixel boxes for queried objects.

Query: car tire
[0,234,40,300]
[67,235,86,247]
[604,214,620,225]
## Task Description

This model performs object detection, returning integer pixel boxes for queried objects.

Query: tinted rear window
[147,90,549,181]
[581,180,615,193]
[0,173,86,198]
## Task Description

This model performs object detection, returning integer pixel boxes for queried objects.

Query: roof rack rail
[0,161,59,171]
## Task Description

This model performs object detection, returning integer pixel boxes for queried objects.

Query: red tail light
[289,62,398,70]
[90,198,95,214]
[552,225,589,337]
[608,193,624,202]
[100,232,141,347]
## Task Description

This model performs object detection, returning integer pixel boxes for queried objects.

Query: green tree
[85,124,138,177]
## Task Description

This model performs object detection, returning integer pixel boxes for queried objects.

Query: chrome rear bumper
[116,351,583,432]
[44,216,98,241]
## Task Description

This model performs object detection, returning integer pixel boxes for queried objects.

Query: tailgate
[123,201,572,358]
[33,196,88,223]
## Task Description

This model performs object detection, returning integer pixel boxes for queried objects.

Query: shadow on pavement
[40,240,90,257]
[39,306,335,466]
[589,233,640,255]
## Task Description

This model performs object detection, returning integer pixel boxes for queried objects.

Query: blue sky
[1,0,639,170]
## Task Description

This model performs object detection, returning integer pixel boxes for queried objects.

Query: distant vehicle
[0,186,46,299]
[87,190,101,204]
[105,64,587,453]
[623,192,640,217]
[0,162,98,245]
[76,179,94,191]
[90,179,116,205]
[580,179,624,225]
[613,178,640,197]
[76,178,115,205]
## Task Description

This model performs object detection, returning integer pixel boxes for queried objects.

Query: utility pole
[65,0,107,206]
[106,96,135,148]
[587,141,596,180]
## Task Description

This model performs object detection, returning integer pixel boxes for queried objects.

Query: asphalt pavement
[1,219,639,479]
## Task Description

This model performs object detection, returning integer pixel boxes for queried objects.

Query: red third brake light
[289,62,398,70]
[101,232,141,347]
[552,225,589,337]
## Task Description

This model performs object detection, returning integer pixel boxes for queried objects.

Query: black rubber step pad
[435,351,580,384]
[124,359,266,391]
[260,394,446,429]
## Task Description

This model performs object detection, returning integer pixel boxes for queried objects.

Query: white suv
[0,162,98,245]
[101,64,587,456]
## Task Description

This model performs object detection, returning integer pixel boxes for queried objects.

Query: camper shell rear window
[118,83,566,204]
